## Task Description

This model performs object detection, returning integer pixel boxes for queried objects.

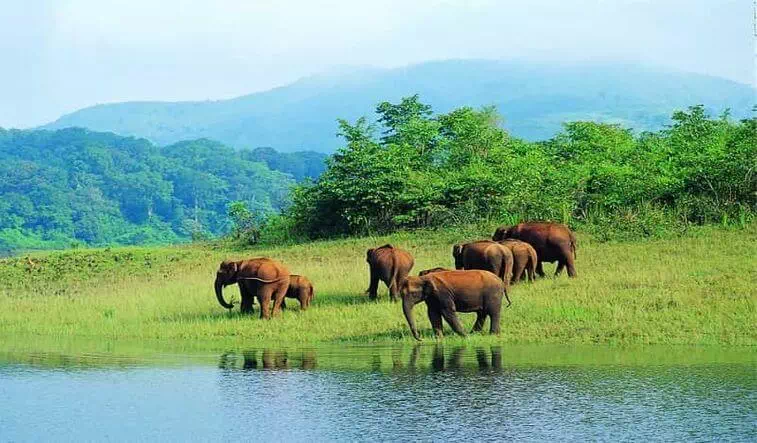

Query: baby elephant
[285,274,315,310]
[400,270,510,341]
[253,274,315,311]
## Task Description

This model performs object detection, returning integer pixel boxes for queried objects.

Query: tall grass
[0,225,755,346]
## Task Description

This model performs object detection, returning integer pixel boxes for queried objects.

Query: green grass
[0,225,755,346]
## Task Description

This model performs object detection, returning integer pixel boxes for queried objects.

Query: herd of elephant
[214,221,577,341]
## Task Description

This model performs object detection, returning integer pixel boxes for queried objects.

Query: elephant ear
[366,248,375,263]
[424,276,455,310]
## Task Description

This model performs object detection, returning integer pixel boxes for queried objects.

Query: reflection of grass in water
[0,336,754,375]
[0,225,755,346]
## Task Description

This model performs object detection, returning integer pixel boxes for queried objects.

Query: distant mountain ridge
[43,59,755,153]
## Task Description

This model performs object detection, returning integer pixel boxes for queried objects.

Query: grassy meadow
[0,225,755,347]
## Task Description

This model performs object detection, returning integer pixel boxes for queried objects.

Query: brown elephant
[285,274,315,310]
[214,258,290,319]
[400,270,510,341]
[493,222,577,278]
[248,274,315,311]
[418,267,452,276]
[366,244,415,301]
[498,239,538,283]
[452,240,513,284]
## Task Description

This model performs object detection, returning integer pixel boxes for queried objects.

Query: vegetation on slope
[0,128,325,253]
[44,60,755,151]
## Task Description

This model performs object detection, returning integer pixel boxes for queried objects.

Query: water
[1,343,755,442]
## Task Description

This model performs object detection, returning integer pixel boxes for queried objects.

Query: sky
[1,0,754,128]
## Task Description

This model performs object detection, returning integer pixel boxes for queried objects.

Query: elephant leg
[472,311,486,332]
[527,262,535,282]
[566,256,577,278]
[271,282,288,317]
[280,299,287,309]
[258,285,274,320]
[536,260,546,278]
[240,294,254,314]
[388,280,399,302]
[427,305,444,338]
[440,309,466,337]
[390,269,409,303]
[511,263,525,285]
[488,296,503,335]
[367,269,379,300]
[555,261,565,276]
[239,282,255,314]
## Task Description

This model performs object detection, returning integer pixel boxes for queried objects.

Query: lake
[1,340,755,441]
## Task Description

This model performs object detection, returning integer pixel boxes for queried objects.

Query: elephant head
[214,260,239,309]
[452,244,464,269]
[400,275,437,341]
[492,226,514,241]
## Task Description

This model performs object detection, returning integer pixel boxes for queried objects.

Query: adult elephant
[400,270,510,341]
[493,222,577,278]
[366,244,414,301]
[214,258,290,319]
[452,240,513,284]
[498,239,538,283]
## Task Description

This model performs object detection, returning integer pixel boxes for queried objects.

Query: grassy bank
[0,225,755,346]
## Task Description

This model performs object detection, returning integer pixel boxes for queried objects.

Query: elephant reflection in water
[217,349,317,370]
[389,345,504,373]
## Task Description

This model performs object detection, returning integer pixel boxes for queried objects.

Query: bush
[281,98,756,241]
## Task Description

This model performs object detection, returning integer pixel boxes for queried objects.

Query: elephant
[284,274,315,310]
[493,222,577,278]
[366,244,415,301]
[400,270,510,341]
[214,258,290,319]
[246,274,314,311]
[418,267,452,276]
[452,240,513,284]
[497,239,538,283]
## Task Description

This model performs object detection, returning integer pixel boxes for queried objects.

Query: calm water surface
[1,343,755,442]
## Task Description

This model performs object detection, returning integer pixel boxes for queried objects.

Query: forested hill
[0,127,326,252]
[43,59,755,152]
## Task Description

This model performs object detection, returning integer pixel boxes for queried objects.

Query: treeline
[2,97,754,252]
[0,128,326,252]
[279,96,756,241]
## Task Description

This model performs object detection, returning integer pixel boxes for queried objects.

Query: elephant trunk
[215,278,234,309]
[403,298,421,341]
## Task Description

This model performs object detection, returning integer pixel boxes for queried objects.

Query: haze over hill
[43,60,756,153]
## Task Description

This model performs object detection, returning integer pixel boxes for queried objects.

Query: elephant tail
[310,285,315,300]
[238,276,288,284]
[500,254,512,286]
[569,231,577,259]
[388,254,401,294]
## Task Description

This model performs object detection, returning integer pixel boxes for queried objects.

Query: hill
[0,127,325,252]
[43,59,755,152]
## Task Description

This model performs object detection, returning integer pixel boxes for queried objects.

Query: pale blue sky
[1,0,753,128]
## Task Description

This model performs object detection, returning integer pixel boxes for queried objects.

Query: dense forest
[282,96,756,241]
[0,128,326,252]
[2,96,754,253]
